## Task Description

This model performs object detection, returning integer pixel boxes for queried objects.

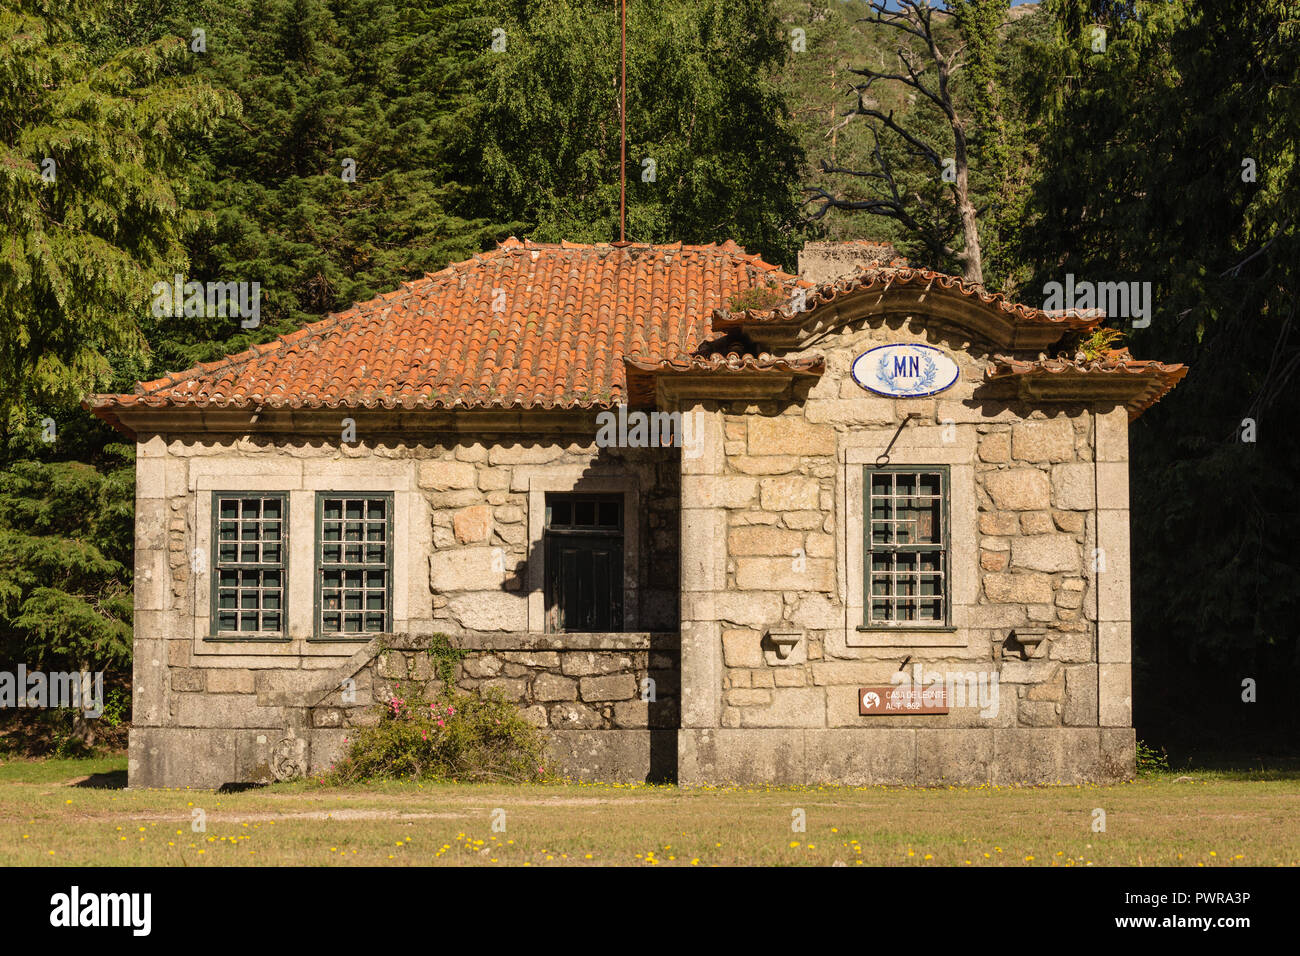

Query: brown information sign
[858,685,949,715]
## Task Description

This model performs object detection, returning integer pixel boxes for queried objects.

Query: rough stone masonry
[87,238,1185,788]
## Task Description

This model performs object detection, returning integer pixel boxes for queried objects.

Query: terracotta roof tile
[714,265,1103,332]
[986,352,1188,420]
[624,351,824,375]
[89,238,800,415]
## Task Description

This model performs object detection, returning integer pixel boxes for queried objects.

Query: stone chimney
[797,240,906,285]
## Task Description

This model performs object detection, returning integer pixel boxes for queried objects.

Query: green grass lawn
[1,756,1297,866]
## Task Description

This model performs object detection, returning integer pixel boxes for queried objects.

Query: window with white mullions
[316,493,392,637]
[211,493,287,636]
[865,467,949,626]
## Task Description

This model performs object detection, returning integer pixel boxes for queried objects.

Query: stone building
[87,238,1186,788]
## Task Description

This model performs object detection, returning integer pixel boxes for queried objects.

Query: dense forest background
[2,0,1296,763]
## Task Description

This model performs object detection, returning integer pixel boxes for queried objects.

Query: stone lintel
[656,373,797,404]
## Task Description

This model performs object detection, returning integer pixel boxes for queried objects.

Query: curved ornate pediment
[711,266,1102,352]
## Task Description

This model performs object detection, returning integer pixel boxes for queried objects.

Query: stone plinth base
[128,725,1134,788]
[677,727,1135,786]
[128,726,680,789]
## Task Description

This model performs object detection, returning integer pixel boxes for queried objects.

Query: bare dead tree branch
[805,126,960,267]
[855,107,944,169]
[805,0,987,285]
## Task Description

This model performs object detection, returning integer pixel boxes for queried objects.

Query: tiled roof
[986,352,1188,420]
[87,238,799,416]
[87,239,1174,430]
[714,266,1102,333]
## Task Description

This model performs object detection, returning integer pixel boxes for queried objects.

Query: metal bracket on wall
[874,413,915,468]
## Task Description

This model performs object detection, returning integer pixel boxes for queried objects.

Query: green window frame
[864,465,951,628]
[209,492,289,639]
[313,492,394,640]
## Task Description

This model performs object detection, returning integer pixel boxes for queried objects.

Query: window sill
[205,634,290,643]
[848,626,966,648]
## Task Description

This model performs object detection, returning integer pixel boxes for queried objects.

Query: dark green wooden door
[544,494,624,632]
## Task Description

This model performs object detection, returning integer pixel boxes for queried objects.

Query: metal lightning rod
[619,0,627,243]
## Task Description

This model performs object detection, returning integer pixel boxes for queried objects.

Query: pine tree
[0,0,236,439]
[0,451,135,748]
[0,0,233,747]
[151,0,513,375]
[467,0,806,267]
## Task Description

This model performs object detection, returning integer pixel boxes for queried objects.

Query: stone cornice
[101,406,612,440]
[984,357,1188,421]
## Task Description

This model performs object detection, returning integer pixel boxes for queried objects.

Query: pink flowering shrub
[327,686,549,784]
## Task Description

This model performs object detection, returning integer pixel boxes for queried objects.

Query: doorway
[543,493,624,632]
